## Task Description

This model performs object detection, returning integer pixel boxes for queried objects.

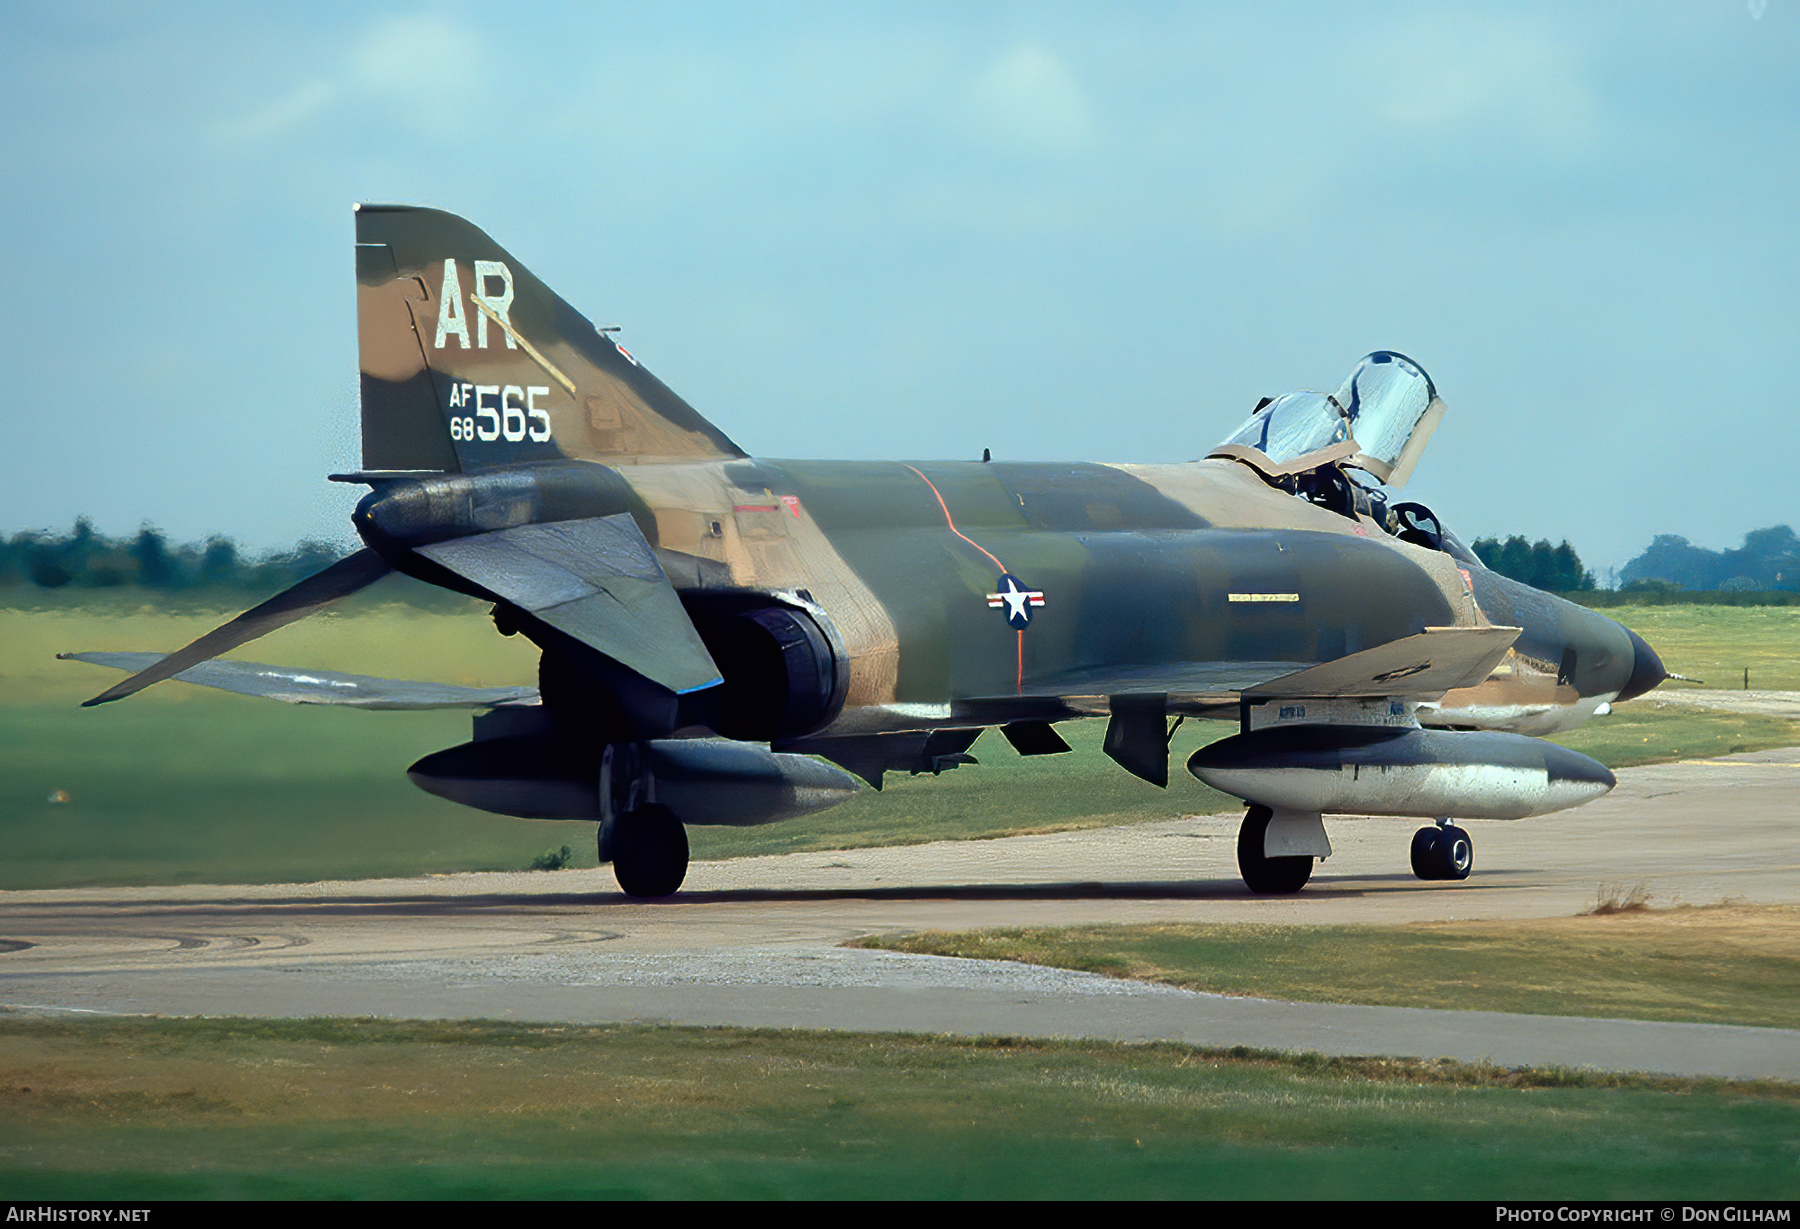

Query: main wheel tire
[1439,824,1473,881]
[1410,826,1443,880]
[612,803,689,899]
[1237,805,1314,895]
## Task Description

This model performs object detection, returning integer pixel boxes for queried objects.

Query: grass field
[1599,605,1800,692]
[0,1016,1793,1200]
[857,904,1800,1029]
[1548,701,1800,766]
[1,601,1796,889]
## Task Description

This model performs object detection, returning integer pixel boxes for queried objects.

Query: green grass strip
[1551,703,1800,767]
[855,905,1800,1029]
[0,1017,1794,1199]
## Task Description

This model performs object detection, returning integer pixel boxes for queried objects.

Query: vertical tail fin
[353,204,744,473]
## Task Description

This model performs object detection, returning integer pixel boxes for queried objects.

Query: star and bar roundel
[986,573,1046,630]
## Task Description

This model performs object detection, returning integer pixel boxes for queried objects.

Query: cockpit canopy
[1209,351,1474,565]
[1210,351,1443,489]
[1210,391,1356,477]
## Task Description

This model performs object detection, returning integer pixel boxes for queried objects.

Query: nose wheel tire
[1237,805,1315,895]
[1410,824,1473,881]
[611,803,690,899]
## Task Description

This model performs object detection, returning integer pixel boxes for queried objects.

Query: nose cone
[1615,626,1667,702]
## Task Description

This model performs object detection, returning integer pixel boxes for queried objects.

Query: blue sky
[2,1,1794,578]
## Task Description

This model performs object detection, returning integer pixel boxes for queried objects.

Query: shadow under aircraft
[68,206,1667,899]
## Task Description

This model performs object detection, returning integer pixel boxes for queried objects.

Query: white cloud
[1371,14,1600,156]
[214,13,488,147]
[969,44,1097,155]
[350,13,481,98]
[217,78,337,143]
[348,13,485,142]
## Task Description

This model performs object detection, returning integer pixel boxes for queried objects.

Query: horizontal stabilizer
[1246,625,1520,699]
[417,514,723,695]
[62,652,539,709]
[80,547,394,706]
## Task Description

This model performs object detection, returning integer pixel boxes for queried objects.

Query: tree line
[1468,536,1594,593]
[1468,525,1798,596]
[1618,525,1798,593]
[0,518,348,593]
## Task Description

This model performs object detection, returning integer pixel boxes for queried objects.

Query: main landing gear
[599,743,691,899]
[1237,804,1315,895]
[609,803,689,898]
[1235,807,1476,892]
[1410,820,1473,881]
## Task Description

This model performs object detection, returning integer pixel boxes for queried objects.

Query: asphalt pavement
[2,746,1797,1079]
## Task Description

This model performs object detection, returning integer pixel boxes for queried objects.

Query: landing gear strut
[1237,804,1315,895]
[599,743,691,899]
[1410,821,1473,881]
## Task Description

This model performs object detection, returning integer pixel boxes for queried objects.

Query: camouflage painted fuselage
[616,453,1631,731]
[350,449,1641,745]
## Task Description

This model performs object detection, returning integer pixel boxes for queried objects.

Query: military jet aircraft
[68,205,1667,898]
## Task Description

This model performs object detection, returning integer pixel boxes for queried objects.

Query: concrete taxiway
[2,746,1797,1079]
